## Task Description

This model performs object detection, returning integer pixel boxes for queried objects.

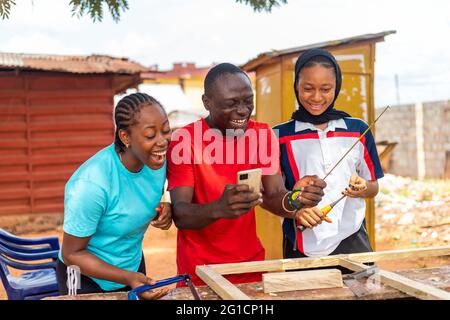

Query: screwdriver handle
[296,195,346,232]
[297,204,331,232]
[321,205,333,215]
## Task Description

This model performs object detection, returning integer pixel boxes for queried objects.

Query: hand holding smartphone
[237,168,262,193]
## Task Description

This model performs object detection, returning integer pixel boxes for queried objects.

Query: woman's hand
[151,202,172,230]
[343,175,368,198]
[126,272,170,300]
[295,207,332,229]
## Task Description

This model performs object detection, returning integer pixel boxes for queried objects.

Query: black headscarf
[291,48,350,125]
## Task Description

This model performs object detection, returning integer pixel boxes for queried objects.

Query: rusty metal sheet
[0,53,149,75]
[0,73,115,216]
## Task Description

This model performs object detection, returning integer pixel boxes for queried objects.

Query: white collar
[295,118,348,133]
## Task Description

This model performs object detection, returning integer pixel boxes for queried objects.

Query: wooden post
[196,266,251,300]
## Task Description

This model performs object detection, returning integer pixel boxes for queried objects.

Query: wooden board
[196,246,450,300]
[44,292,128,300]
[340,258,450,300]
[165,267,450,300]
[208,246,450,275]
[196,266,251,300]
[44,267,450,300]
[263,269,343,293]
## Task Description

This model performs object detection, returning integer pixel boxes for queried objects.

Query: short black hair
[204,63,250,96]
[114,93,164,152]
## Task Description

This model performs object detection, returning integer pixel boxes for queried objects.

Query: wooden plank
[339,258,450,300]
[119,267,450,300]
[209,260,284,275]
[44,292,128,300]
[379,270,450,300]
[195,266,251,300]
[209,256,340,275]
[338,258,369,272]
[281,256,341,271]
[263,269,343,293]
[346,246,450,263]
[201,248,450,300]
[208,246,450,275]
[45,267,450,300]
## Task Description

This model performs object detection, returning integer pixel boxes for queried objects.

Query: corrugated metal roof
[0,52,150,74]
[242,30,396,71]
[141,62,212,81]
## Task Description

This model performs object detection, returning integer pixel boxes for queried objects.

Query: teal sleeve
[63,179,107,237]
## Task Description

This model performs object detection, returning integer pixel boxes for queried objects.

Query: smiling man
[166,63,327,286]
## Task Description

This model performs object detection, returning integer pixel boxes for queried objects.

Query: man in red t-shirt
[167,63,326,286]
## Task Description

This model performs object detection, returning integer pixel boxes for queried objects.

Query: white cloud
[101,32,159,62]
[0,0,448,106]
[2,33,83,55]
[2,0,85,30]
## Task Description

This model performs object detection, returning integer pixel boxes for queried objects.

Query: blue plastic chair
[0,228,60,300]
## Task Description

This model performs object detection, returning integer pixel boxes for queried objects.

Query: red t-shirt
[167,118,279,285]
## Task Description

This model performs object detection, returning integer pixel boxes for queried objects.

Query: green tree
[235,0,287,12]
[0,0,288,22]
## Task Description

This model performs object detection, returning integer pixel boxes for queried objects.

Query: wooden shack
[0,53,147,216]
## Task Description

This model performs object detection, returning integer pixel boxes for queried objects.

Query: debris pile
[375,174,450,247]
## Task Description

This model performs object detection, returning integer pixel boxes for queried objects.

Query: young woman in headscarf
[274,48,384,259]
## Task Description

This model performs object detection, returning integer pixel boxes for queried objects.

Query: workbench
[45,246,450,300]
[163,266,449,300]
[45,266,449,300]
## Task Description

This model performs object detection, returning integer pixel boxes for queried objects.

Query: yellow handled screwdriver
[297,194,346,232]
[321,194,346,215]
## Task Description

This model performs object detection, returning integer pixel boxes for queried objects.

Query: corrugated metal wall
[0,73,115,215]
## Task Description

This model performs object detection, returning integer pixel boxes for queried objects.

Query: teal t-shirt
[59,143,166,291]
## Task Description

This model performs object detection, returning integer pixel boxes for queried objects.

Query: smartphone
[237,168,262,192]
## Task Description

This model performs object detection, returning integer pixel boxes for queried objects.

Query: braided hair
[114,92,164,153]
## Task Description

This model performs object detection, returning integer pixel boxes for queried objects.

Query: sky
[0,0,449,107]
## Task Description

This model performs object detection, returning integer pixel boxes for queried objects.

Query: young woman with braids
[56,93,172,299]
